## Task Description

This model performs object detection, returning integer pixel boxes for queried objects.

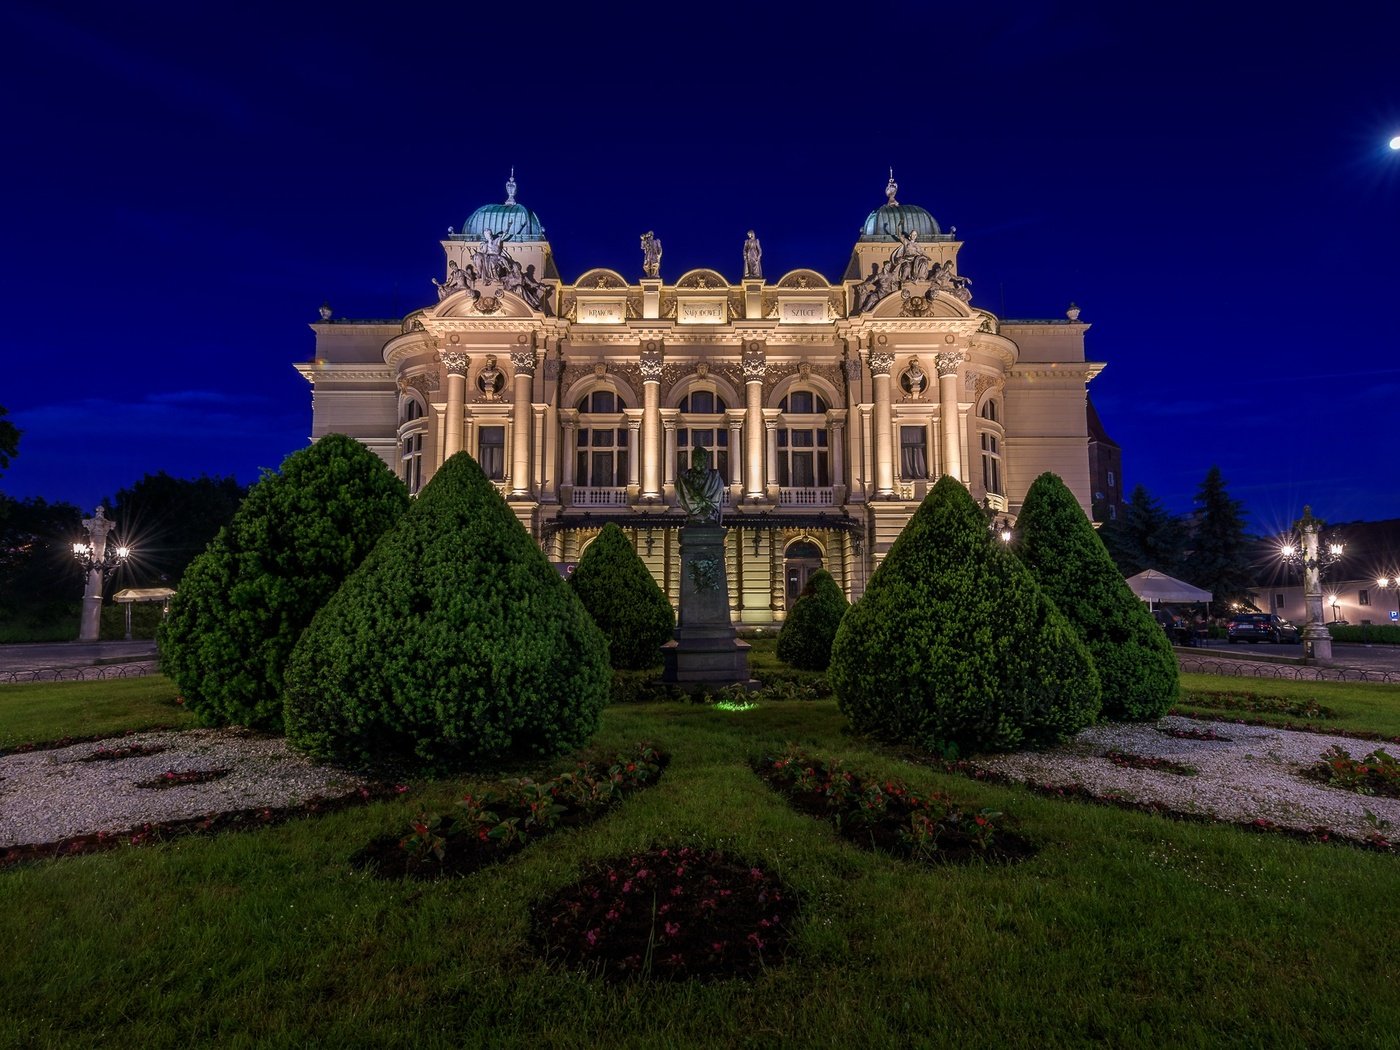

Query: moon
[1391,136,1400,150]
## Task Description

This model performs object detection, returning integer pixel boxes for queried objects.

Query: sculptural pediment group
[433,227,555,315]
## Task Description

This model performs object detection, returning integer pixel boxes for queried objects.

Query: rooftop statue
[433,259,477,301]
[677,446,724,524]
[640,231,663,278]
[743,230,763,279]
[884,224,930,282]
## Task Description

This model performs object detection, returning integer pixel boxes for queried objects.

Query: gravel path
[0,728,367,848]
[974,715,1400,843]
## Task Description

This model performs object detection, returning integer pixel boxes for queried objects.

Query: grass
[1178,672,1400,738]
[2,676,1399,1047]
[0,676,196,750]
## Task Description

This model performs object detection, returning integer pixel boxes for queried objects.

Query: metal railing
[1178,653,1400,684]
[1,661,162,685]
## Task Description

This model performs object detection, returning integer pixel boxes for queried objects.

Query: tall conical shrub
[829,475,1100,755]
[158,434,409,729]
[776,568,848,671]
[282,452,611,772]
[569,522,674,669]
[1014,472,1179,720]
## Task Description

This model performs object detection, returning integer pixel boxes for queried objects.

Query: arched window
[399,397,427,493]
[677,389,729,481]
[777,389,830,489]
[981,432,1002,495]
[980,399,999,424]
[575,390,629,488]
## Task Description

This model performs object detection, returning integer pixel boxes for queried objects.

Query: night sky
[4,2,1399,542]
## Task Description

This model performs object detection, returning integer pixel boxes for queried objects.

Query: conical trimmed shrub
[282,452,611,772]
[569,522,674,669]
[158,434,409,728]
[1014,472,1179,720]
[776,568,848,671]
[829,475,1101,755]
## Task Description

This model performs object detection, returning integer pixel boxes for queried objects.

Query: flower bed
[529,845,796,982]
[352,744,667,880]
[1302,746,1400,798]
[135,768,232,789]
[80,743,169,762]
[753,748,1034,865]
[1104,750,1197,776]
[1179,689,1335,720]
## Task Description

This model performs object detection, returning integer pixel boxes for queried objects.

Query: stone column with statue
[661,447,753,687]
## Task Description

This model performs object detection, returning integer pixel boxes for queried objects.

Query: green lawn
[1178,672,1400,738]
[0,676,196,750]
[2,676,1399,1047]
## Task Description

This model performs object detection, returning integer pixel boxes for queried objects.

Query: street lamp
[72,506,130,642]
[1279,506,1343,662]
[1376,576,1400,624]
[1328,594,1340,624]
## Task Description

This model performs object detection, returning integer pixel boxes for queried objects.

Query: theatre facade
[296,174,1104,625]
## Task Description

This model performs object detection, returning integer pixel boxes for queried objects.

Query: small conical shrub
[282,452,611,772]
[829,475,1100,755]
[569,522,674,669]
[1014,472,1179,720]
[158,434,409,728]
[776,568,848,671]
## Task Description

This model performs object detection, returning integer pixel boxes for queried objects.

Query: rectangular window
[1107,470,1115,487]
[900,426,927,479]
[478,426,505,480]
[1360,589,1371,607]
[1275,594,1284,609]
[1108,504,1116,521]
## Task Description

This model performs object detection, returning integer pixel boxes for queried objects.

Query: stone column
[627,417,642,490]
[1298,506,1334,663]
[829,410,847,501]
[77,507,117,642]
[560,416,577,503]
[662,417,678,491]
[441,350,468,458]
[742,343,766,501]
[764,415,779,496]
[640,343,664,499]
[727,412,745,495]
[936,351,967,482]
[869,350,895,497]
[509,349,535,496]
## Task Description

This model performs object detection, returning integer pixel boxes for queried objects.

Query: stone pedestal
[661,524,752,686]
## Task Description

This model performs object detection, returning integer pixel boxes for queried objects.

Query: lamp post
[1377,576,1400,624]
[73,507,130,642]
[1279,506,1342,663]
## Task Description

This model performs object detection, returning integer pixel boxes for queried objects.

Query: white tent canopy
[1124,570,1213,607]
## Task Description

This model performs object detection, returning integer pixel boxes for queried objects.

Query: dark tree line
[1099,465,1255,616]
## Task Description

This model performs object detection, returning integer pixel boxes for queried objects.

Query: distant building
[1247,519,1400,625]
[1086,394,1121,524]
[297,174,1105,623]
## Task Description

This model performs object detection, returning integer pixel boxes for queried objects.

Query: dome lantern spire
[885,168,899,206]
[505,168,517,205]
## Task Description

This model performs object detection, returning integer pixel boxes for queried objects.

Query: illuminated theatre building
[297,175,1103,624]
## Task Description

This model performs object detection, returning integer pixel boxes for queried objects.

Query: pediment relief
[675,269,731,290]
[435,289,537,319]
[869,287,972,319]
[573,268,629,290]
[775,269,830,290]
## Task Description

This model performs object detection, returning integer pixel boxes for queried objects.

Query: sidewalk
[0,640,159,682]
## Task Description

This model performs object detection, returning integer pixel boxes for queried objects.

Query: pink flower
[747,932,765,950]
[664,922,680,937]
[585,929,598,946]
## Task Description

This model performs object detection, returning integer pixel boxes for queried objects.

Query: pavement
[0,640,159,681]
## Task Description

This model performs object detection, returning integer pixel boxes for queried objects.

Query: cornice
[294,362,394,385]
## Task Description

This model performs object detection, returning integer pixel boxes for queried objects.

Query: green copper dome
[858,173,943,241]
[460,171,546,241]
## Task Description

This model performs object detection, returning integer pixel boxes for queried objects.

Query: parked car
[1227,613,1301,644]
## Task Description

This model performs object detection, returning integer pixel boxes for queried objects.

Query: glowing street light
[1278,506,1343,662]
[1376,576,1400,623]
[73,507,130,642]
[1390,135,1400,151]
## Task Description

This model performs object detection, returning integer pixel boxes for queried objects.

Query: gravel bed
[0,728,366,848]
[973,715,1400,843]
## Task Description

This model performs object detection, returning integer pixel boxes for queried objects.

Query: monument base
[660,522,754,688]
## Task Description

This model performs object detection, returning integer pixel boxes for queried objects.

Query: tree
[0,404,18,477]
[776,568,848,671]
[1015,472,1178,721]
[1099,484,1186,578]
[0,496,83,627]
[283,452,611,773]
[107,472,246,586]
[829,475,1101,756]
[569,522,673,668]
[158,435,409,728]
[1184,466,1253,616]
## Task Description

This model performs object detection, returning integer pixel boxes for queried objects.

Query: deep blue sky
[4,2,1399,541]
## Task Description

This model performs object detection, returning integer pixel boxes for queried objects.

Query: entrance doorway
[784,540,824,610]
